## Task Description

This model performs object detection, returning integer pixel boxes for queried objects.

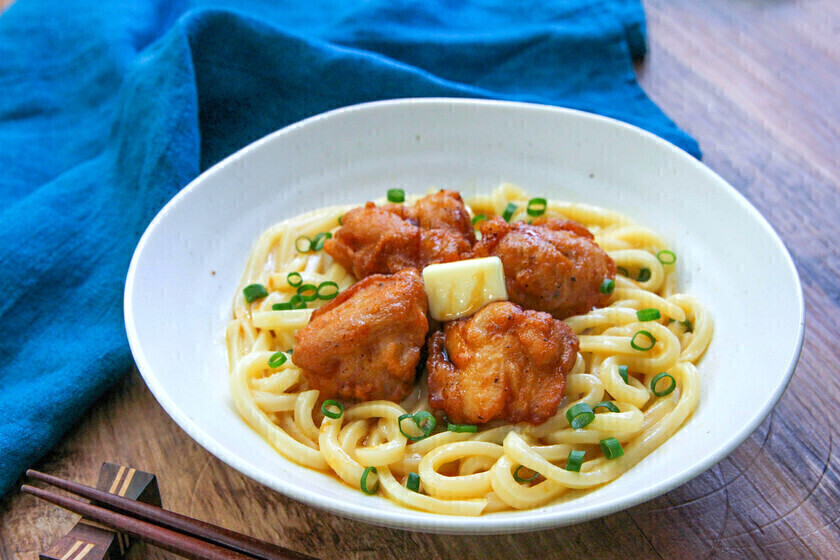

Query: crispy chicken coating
[325,190,475,278]
[293,268,429,403]
[427,301,579,425]
[473,217,616,319]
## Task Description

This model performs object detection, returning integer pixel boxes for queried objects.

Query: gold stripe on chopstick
[108,466,126,494]
[78,518,111,532]
[72,543,95,560]
[117,468,136,497]
[60,540,83,560]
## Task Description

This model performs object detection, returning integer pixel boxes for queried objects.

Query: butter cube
[422,257,508,321]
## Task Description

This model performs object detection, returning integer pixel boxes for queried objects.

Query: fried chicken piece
[293,268,429,403]
[325,190,475,278]
[473,217,616,319]
[427,301,578,425]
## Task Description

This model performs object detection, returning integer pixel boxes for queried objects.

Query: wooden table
[2,1,838,558]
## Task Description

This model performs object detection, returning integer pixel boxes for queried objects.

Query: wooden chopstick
[24,470,315,560]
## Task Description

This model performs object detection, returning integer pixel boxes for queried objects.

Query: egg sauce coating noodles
[226,184,713,515]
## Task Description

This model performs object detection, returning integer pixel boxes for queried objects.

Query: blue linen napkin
[0,0,699,496]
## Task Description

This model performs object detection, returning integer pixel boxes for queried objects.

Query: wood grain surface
[2,0,839,558]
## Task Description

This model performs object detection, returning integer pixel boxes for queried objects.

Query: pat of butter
[422,257,508,321]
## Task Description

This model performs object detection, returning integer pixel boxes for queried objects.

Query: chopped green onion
[637,268,652,282]
[636,308,662,322]
[565,450,585,472]
[311,232,332,251]
[526,197,547,217]
[600,278,615,295]
[600,437,624,459]
[387,189,405,203]
[651,372,677,397]
[617,266,630,277]
[316,281,339,300]
[681,319,694,333]
[295,236,312,253]
[243,283,268,303]
[565,403,595,429]
[618,365,629,384]
[657,250,677,265]
[472,214,487,226]
[593,401,620,413]
[398,411,436,441]
[360,466,379,495]
[272,302,293,310]
[502,202,517,222]
[267,352,287,368]
[289,294,307,309]
[287,272,303,288]
[630,330,656,351]
[297,283,318,302]
[321,399,344,419]
[406,472,420,492]
[448,423,478,433]
[513,466,539,483]
[338,214,344,226]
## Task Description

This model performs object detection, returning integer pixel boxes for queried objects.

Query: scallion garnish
[565,450,585,472]
[681,319,693,333]
[338,214,344,226]
[398,411,436,441]
[502,202,517,222]
[651,372,677,397]
[272,302,293,310]
[472,214,487,226]
[267,351,287,368]
[243,283,268,303]
[406,472,420,492]
[565,403,595,429]
[618,365,629,384]
[657,250,677,265]
[513,466,539,483]
[637,268,652,282]
[295,236,312,253]
[289,294,307,309]
[447,423,478,433]
[593,401,620,413]
[630,330,656,351]
[387,189,405,203]
[311,232,332,252]
[600,437,624,459]
[636,308,661,322]
[617,266,630,277]
[321,399,344,419]
[287,272,303,288]
[297,283,318,302]
[316,281,339,300]
[600,278,615,295]
[526,197,547,217]
[360,466,379,495]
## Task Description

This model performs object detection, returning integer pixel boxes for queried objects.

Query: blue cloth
[0,0,699,496]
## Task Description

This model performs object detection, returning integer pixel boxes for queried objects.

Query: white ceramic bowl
[125,99,804,534]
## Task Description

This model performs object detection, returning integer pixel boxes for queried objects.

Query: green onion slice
[321,399,344,419]
[600,437,624,459]
[681,319,694,333]
[630,330,656,351]
[361,466,379,495]
[297,283,318,302]
[617,266,630,277]
[593,401,620,413]
[472,214,487,226]
[316,281,339,300]
[289,294,307,309]
[447,423,478,433]
[657,250,677,265]
[513,466,539,483]
[287,272,303,288]
[295,236,312,253]
[566,450,585,472]
[406,472,420,492]
[526,197,547,217]
[243,283,268,303]
[600,278,615,295]
[565,403,595,429]
[310,232,332,252]
[272,302,293,310]
[338,214,344,226]
[398,411,436,441]
[387,189,405,203]
[637,267,652,282]
[636,308,662,322]
[267,352,287,368]
[618,365,629,384]
[502,202,517,222]
[651,372,677,397]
